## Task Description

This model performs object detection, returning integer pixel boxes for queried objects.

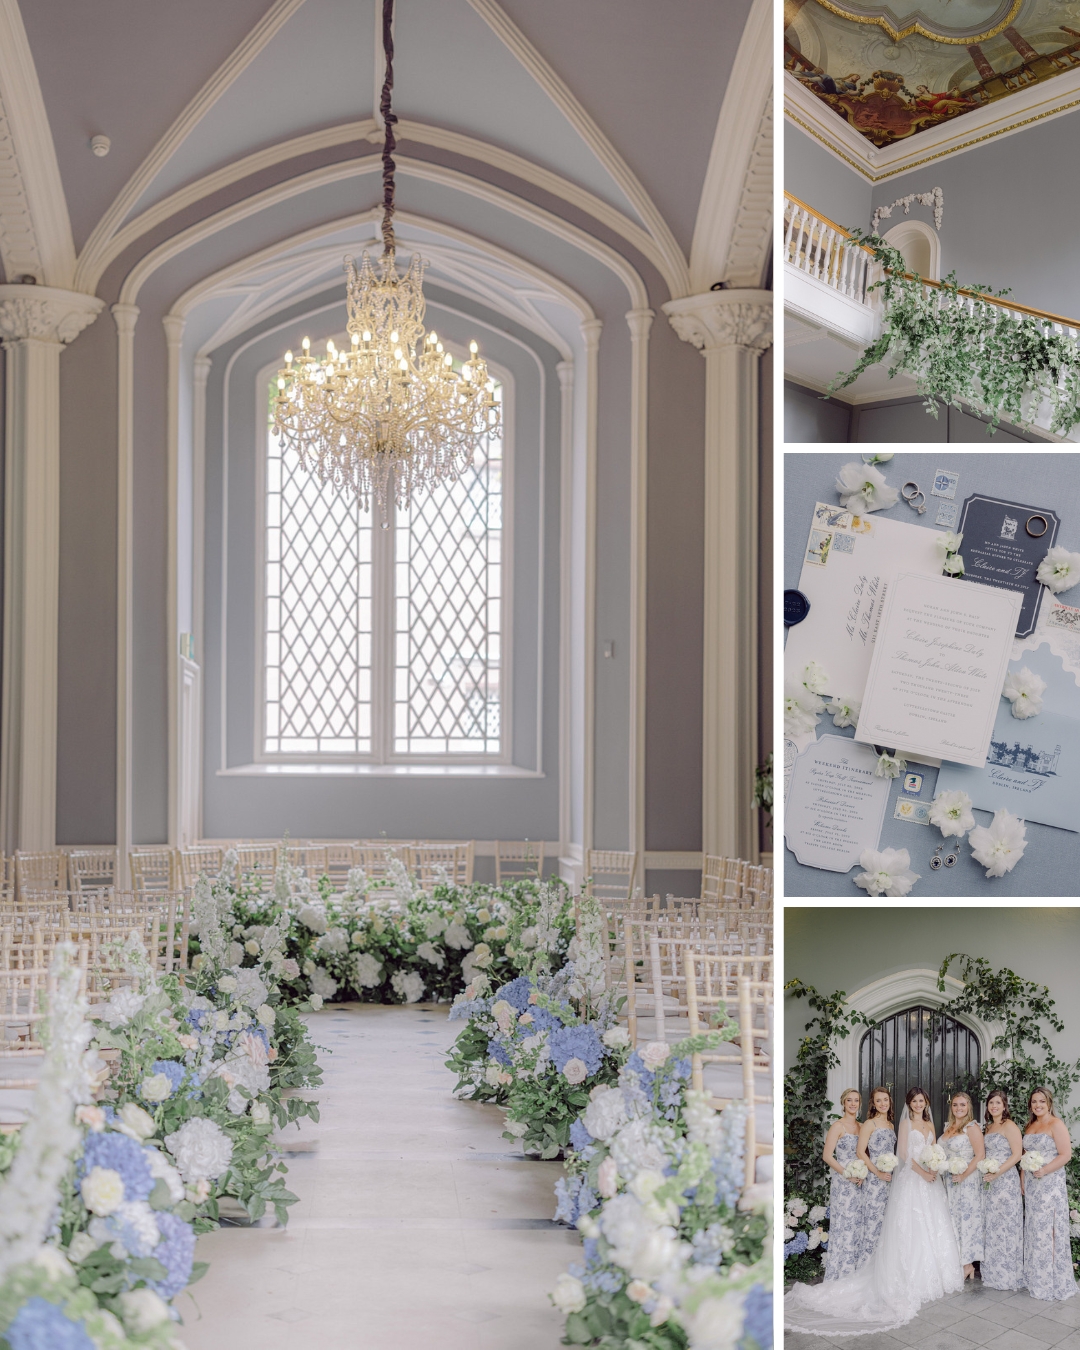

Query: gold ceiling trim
[811,0,1022,45]
[785,93,1080,180]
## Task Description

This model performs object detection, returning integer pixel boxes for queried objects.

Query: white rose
[353,952,384,988]
[227,941,245,965]
[76,1105,107,1132]
[80,1166,124,1216]
[638,1042,670,1070]
[119,1288,171,1334]
[602,1026,630,1049]
[214,1010,230,1031]
[250,1101,271,1126]
[443,922,473,950]
[626,1280,651,1304]
[787,1198,807,1218]
[583,1087,629,1143]
[390,970,425,1004]
[245,940,260,956]
[217,975,238,994]
[67,1232,101,1264]
[597,1156,619,1198]
[165,1116,234,1181]
[682,1292,747,1350]
[551,1273,587,1314]
[475,908,492,924]
[471,942,493,969]
[115,1103,157,1141]
[297,904,328,934]
[310,993,324,1011]
[563,1057,588,1085]
[256,1003,276,1028]
[139,1073,171,1103]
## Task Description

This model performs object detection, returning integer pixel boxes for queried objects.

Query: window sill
[217,762,544,779]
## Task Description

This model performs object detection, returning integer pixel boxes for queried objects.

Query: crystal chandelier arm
[379,0,397,259]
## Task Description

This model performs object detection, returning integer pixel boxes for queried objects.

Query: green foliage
[752,754,773,822]
[830,234,1080,437]
[443,1017,507,1103]
[562,1291,690,1348]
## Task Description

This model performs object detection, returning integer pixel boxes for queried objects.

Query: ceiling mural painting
[785,0,1080,146]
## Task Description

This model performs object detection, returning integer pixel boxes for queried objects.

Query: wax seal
[784,589,810,627]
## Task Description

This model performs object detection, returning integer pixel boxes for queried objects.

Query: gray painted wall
[785,122,872,233]
[783,908,1080,1108]
[869,107,1080,321]
[784,380,852,443]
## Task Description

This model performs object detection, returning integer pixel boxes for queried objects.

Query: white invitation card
[784,736,891,872]
[854,573,1022,769]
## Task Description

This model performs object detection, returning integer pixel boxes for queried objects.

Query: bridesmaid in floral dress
[981,1089,1024,1291]
[1022,1086,1077,1301]
[855,1086,895,1269]
[822,1088,864,1281]
[941,1090,984,1280]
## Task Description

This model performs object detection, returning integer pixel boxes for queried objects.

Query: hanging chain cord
[379,0,397,259]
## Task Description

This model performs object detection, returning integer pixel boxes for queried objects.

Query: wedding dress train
[785,1113,964,1335]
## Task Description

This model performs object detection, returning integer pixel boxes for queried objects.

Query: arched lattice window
[859,1006,981,1132]
[260,370,506,761]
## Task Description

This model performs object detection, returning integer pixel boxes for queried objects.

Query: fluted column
[113,302,139,879]
[581,318,602,855]
[0,284,103,851]
[662,289,772,863]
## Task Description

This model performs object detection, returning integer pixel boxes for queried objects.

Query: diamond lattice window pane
[263,429,372,754]
[393,419,504,755]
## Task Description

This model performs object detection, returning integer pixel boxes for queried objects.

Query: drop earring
[930,844,944,871]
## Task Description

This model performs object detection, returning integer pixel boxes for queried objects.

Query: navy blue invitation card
[957,494,1059,638]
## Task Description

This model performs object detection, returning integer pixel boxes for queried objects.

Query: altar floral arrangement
[550,1033,771,1349]
[841,1158,868,1181]
[920,1145,948,1174]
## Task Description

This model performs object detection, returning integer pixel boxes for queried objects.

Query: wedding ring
[1026,514,1049,538]
[902,481,921,500]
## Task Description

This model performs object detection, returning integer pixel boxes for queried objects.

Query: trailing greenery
[830,234,1080,438]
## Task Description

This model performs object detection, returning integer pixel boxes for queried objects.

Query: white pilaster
[163,314,184,848]
[581,318,602,855]
[556,358,574,864]
[662,289,772,863]
[626,307,653,859]
[0,284,102,852]
[113,302,139,881]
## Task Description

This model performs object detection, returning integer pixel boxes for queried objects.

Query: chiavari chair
[495,841,540,884]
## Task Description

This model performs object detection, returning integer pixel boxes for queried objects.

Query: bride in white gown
[786,1087,964,1335]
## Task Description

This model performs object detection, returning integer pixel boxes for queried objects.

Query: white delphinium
[968,809,1027,878]
[801,661,829,697]
[165,1117,234,1181]
[1002,666,1046,720]
[930,789,975,838]
[566,894,608,1003]
[353,952,383,988]
[609,1117,676,1181]
[191,873,229,967]
[95,987,146,1030]
[874,750,906,779]
[0,945,93,1277]
[231,966,269,1008]
[532,881,568,964]
[835,461,899,513]
[1037,545,1080,594]
[854,847,920,898]
[416,941,446,969]
[826,695,860,729]
[315,927,349,958]
[341,866,370,905]
[391,970,425,1004]
[385,849,421,902]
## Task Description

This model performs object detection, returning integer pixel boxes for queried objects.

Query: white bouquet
[947,1157,967,1176]
[874,1152,899,1174]
[1020,1151,1046,1173]
[920,1145,948,1173]
[977,1158,1001,1182]
[842,1158,868,1181]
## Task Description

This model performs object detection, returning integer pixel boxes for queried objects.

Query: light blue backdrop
[785,451,1080,898]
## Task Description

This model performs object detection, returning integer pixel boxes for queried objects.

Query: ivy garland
[830,235,1080,438]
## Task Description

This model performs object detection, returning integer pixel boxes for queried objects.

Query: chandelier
[271,0,500,518]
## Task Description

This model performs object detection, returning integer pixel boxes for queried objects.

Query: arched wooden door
[859,1005,981,1132]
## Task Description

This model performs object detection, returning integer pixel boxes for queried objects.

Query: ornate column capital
[0,284,103,344]
[625,307,655,341]
[662,288,772,354]
[580,317,603,351]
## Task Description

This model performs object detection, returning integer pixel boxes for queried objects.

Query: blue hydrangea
[149,1060,186,1096]
[740,1284,773,1350]
[569,1119,593,1153]
[6,1299,95,1350]
[79,1131,154,1201]
[553,1174,581,1224]
[784,1229,808,1258]
[487,1039,512,1067]
[624,1052,656,1090]
[493,976,533,1012]
[147,1211,197,1299]
[549,1023,604,1076]
[514,1004,564,1036]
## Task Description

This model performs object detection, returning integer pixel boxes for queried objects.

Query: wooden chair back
[585,849,638,902]
[495,841,540,884]
[129,847,177,894]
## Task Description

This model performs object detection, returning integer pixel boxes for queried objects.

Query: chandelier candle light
[272,0,500,519]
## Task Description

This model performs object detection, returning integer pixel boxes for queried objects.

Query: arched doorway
[859,1005,981,1132]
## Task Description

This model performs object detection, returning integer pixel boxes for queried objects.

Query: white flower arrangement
[1037,545,1080,595]
[854,847,920,898]
[929,789,975,838]
[968,809,1027,878]
[874,750,906,779]
[835,461,899,513]
[390,970,425,1004]
[977,1158,1001,1179]
[920,1145,948,1173]
[164,1116,234,1182]
[873,1153,899,1174]
[936,530,965,577]
[826,696,860,730]
[1002,666,1046,720]
[947,1157,967,1176]
[1019,1151,1046,1173]
[842,1158,868,1181]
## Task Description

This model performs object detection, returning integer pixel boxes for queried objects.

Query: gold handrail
[784,191,1080,330]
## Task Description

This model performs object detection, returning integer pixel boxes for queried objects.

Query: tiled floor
[786,1281,1080,1350]
[177,1002,577,1350]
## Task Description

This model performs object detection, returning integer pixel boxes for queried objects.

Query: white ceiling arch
[170,208,592,363]
[117,153,649,313]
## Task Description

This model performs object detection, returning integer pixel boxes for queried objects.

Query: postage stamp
[935,501,959,528]
[893,799,930,825]
[832,533,856,554]
[931,469,959,499]
[1047,602,1080,634]
[813,502,853,531]
[902,772,924,796]
[805,529,833,566]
